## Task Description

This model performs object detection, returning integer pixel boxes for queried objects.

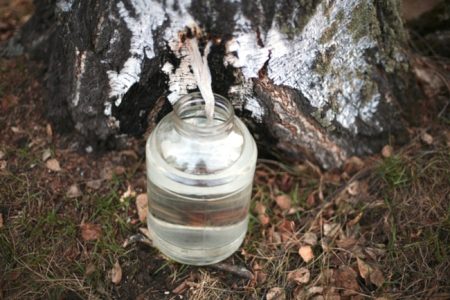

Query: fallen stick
[209,262,254,281]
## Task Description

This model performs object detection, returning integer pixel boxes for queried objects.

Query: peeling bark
[4,0,421,168]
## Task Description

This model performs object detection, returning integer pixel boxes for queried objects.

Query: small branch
[209,262,254,281]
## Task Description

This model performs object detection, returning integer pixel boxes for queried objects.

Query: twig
[209,262,254,281]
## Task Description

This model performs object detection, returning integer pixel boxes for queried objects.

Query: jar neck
[172,92,235,138]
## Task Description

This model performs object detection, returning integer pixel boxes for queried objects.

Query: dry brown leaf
[80,223,102,241]
[322,292,341,300]
[370,268,385,287]
[366,247,387,258]
[381,145,393,158]
[253,262,262,271]
[279,219,295,233]
[266,287,286,300]
[321,269,335,284]
[321,237,332,252]
[306,193,316,207]
[336,237,357,250]
[324,172,342,184]
[8,270,21,281]
[421,132,434,145]
[346,181,360,196]
[42,148,52,162]
[63,246,80,261]
[258,213,270,225]
[0,160,6,170]
[101,167,114,180]
[280,231,292,244]
[136,193,148,222]
[86,179,102,190]
[114,166,126,175]
[356,257,384,287]
[279,173,293,192]
[323,223,340,237]
[254,201,267,215]
[172,281,188,294]
[46,123,53,138]
[307,286,323,296]
[299,245,314,263]
[66,184,82,198]
[287,267,310,285]
[293,287,308,300]
[287,207,304,215]
[334,265,359,293]
[85,263,96,276]
[271,231,282,244]
[344,156,365,174]
[275,194,291,211]
[357,257,370,280]
[256,271,268,284]
[346,155,364,167]
[111,261,122,284]
[302,232,318,246]
[347,212,363,227]
[46,158,62,172]
[0,213,3,228]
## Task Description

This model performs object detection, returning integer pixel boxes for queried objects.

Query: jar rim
[172,92,235,136]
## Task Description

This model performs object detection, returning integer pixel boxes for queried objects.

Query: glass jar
[145,92,257,265]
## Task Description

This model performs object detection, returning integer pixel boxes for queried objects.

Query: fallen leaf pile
[238,160,393,299]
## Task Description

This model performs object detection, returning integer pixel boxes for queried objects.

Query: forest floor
[1,1,449,300]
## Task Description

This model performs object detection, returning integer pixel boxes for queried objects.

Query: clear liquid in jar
[146,177,252,265]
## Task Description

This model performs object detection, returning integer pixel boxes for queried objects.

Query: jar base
[147,214,247,266]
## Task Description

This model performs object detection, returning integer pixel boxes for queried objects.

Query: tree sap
[145,38,257,265]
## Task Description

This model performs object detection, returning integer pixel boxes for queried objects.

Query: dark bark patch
[113,57,168,136]
[276,0,322,39]
[189,0,238,36]
[208,41,236,97]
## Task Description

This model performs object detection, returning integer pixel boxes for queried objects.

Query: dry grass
[373,142,450,299]
[0,166,133,299]
[1,55,448,298]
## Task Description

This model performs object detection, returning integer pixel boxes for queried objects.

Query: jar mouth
[172,92,235,136]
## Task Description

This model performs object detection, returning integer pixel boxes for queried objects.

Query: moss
[276,0,321,38]
[330,97,339,113]
[347,1,379,42]
[319,20,338,44]
[323,0,334,19]
[312,44,337,77]
[360,77,377,104]
[319,10,344,44]
[378,0,407,43]
[312,109,332,128]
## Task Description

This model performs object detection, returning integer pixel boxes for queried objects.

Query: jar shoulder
[146,114,257,175]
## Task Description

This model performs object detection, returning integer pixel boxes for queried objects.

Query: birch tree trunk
[2,0,421,168]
